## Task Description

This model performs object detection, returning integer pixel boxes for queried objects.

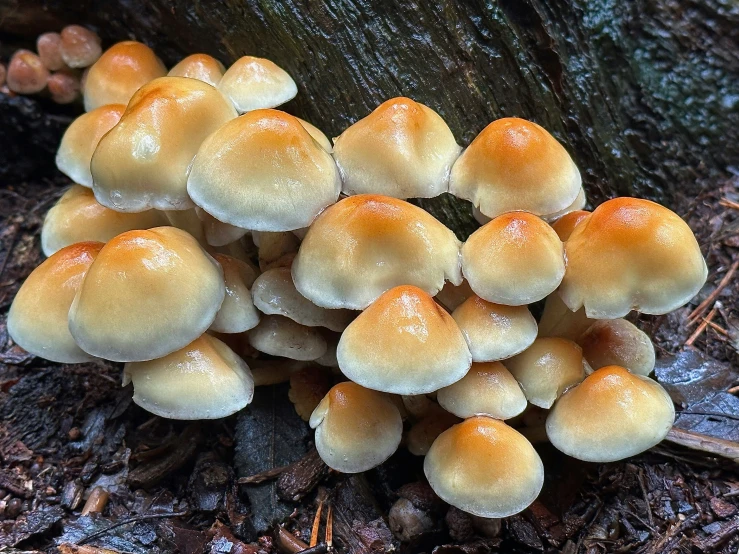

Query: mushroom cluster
[9,38,708,521]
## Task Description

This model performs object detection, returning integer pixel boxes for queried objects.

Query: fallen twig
[76,510,189,545]
[688,260,738,323]
[686,306,717,346]
[665,427,739,463]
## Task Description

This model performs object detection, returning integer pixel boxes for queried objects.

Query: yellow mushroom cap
[187,109,340,231]
[247,314,327,361]
[8,242,103,363]
[68,227,225,362]
[560,197,707,318]
[337,286,472,395]
[292,194,462,310]
[461,211,565,305]
[83,41,166,111]
[41,185,166,256]
[217,56,297,113]
[168,53,226,86]
[124,334,254,420]
[449,117,581,219]
[546,366,675,462]
[210,254,261,334]
[451,295,537,362]
[551,209,591,241]
[537,293,592,341]
[424,416,544,518]
[295,117,333,153]
[505,337,588,409]
[577,319,655,376]
[333,97,461,199]
[91,76,237,212]
[55,105,125,188]
[310,382,403,473]
[437,362,527,420]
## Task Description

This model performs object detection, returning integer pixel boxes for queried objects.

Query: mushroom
[550,209,590,241]
[546,366,675,462]
[123,333,254,419]
[91,76,237,212]
[162,209,207,245]
[332,97,461,198]
[41,185,166,256]
[424,416,544,518]
[247,315,327,361]
[59,25,102,69]
[83,41,166,111]
[47,71,81,104]
[252,231,301,271]
[577,319,655,376]
[210,254,261,334]
[295,117,333,153]
[288,365,334,421]
[8,242,103,363]
[505,337,589,409]
[37,33,65,71]
[168,53,226,86]
[68,226,225,362]
[537,292,592,341]
[435,279,475,312]
[436,362,527,420]
[406,405,461,456]
[292,194,462,309]
[461,211,565,305]
[559,197,708,318]
[56,104,125,187]
[449,117,581,219]
[451,295,537,362]
[310,382,403,473]
[195,208,248,247]
[7,50,49,94]
[252,267,355,332]
[337,285,471,394]
[217,56,297,113]
[314,331,340,369]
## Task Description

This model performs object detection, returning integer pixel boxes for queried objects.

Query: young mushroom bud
[337,286,472,395]
[546,366,675,462]
[461,211,565,305]
[577,319,655,376]
[310,382,403,473]
[551,209,590,241]
[168,53,226,86]
[91,76,237,212]
[537,292,592,340]
[292,195,462,309]
[124,334,254,419]
[47,71,81,104]
[8,242,103,363]
[7,50,49,94]
[333,97,461,199]
[449,117,581,220]
[37,33,65,71]
[68,227,225,362]
[424,416,544,518]
[217,56,297,113]
[60,25,102,68]
[187,109,340,231]
[209,254,260,334]
[560,197,708,318]
[247,315,327,361]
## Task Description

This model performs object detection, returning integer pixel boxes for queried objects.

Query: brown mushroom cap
[461,211,565,305]
[8,242,103,363]
[310,382,403,473]
[449,117,581,219]
[560,197,707,318]
[537,293,592,341]
[247,314,327,361]
[59,25,102,69]
[333,97,461,199]
[551,209,591,241]
[37,33,65,71]
[68,227,225,362]
[424,416,544,518]
[47,70,81,104]
[578,319,655,376]
[288,365,333,421]
[337,286,472,394]
[7,50,49,94]
[217,56,297,113]
[546,366,675,462]
[210,254,261,334]
[91,76,237,212]
[168,53,226,86]
[292,195,462,310]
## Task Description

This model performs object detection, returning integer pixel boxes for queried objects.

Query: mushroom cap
[437,362,527,419]
[288,366,333,421]
[59,25,102,69]
[551,209,590,241]
[449,117,581,219]
[7,50,49,94]
[537,293,592,341]
[424,416,544,518]
[546,366,675,462]
[91,76,237,212]
[83,41,166,111]
[310,382,403,473]
[434,279,475,312]
[47,71,81,104]
[247,314,327,361]
[337,286,472,394]
[252,267,355,332]
[187,109,340,231]
[296,117,333,153]
[41,185,166,256]
[124,333,254,419]
[68,226,225,362]
[37,33,65,71]
[195,208,248,247]
[292,194,463,310]
[505,337,588,409]
[542,186,587,222]
[451,295,537,362]
[578,319,655,376]
[210,254,261,334]
[461,211,565,305]
[168,53,226,86]
[333,97,461,199]
[560,197,708,318]
[8,242,103,363]
[217,56,297,113]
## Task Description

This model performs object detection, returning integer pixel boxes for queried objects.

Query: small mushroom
[550,209,590,241]
[537,292,592,341]
[577,319,655,376]
[310,382,403,473]
[546,366,675,462]
[217,56,297,113]
[7,50,49,94]
[47,71,81,104]
[247,315,327,361]
[168,53,226,86]
[210,254,260,334]
[37,33,65,71]
[59,25,102,69]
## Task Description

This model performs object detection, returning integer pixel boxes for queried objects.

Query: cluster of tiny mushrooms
[7,32,709,520]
